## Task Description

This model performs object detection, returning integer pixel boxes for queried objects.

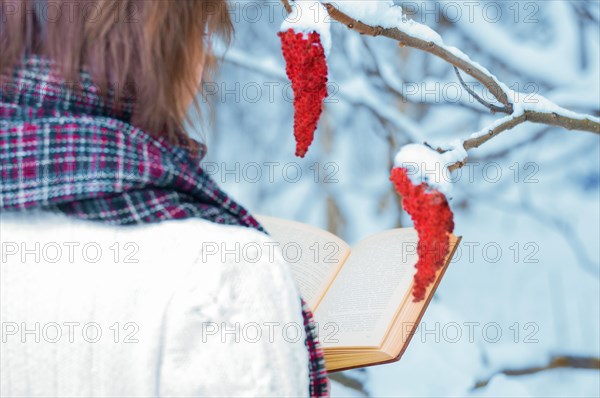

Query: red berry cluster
[278,28,328,157]
[390,167,454,302]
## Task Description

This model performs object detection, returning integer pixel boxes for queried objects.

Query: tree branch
[447,110,600,170]
[281,0,512,111]
[280,0,600,170]
[474,355,600,389]
[453,67,510,114]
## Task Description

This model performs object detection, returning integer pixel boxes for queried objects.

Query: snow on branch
[280,0,600,173]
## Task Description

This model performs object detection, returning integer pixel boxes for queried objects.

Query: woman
[0,1,328,396]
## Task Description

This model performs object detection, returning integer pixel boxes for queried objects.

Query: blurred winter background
[197,1,600,396]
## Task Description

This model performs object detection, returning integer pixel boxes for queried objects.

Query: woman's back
[1,211,309,396]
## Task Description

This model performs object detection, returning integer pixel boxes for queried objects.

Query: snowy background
[197,1,600,396]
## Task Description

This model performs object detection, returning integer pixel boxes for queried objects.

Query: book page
[314,229,419,348]
[255,215,351,310]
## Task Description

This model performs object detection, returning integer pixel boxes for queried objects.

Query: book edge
[325,235,462,372]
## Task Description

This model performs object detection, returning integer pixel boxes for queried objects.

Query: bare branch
[453,67,510,114]
[474,355,600,390]
[282,0,292,13]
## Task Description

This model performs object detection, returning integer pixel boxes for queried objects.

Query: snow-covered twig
[282,0,513,110]
[448,91,600,169]
[281,0,600,171]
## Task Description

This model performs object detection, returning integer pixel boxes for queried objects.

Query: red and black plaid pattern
[0,55,328,397]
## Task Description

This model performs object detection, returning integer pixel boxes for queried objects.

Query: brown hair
[0,0,233,143]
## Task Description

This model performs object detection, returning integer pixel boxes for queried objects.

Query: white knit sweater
[0,211,309,397]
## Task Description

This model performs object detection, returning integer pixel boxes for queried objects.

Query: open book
[255,215,461,372]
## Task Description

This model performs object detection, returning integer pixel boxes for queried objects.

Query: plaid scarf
[0,55,328,397]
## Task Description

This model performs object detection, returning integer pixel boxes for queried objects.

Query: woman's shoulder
[1,210,269,240]
[0,211,285,272]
